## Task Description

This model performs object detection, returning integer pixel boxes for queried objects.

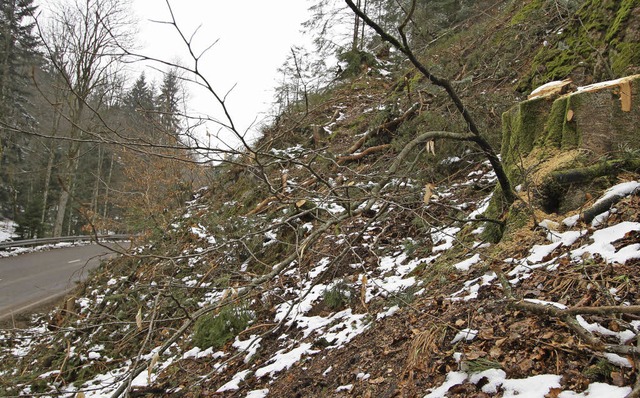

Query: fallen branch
[345,103,420,154]
[582,193,636,224]
[337,144,391,164]
[245,196,278,216]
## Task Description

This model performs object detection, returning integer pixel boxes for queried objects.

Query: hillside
[1,0,640,397]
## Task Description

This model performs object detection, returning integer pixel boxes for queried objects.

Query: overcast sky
[132,0,310,142]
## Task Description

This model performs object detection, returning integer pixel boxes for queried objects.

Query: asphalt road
[0,243,123,321]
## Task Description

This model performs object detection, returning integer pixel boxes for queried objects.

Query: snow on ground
[0,220,16,242]
[3,171,639,397]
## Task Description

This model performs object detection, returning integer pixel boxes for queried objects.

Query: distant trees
[41,0,133,237]
[0,0,40,220]
[0,0,200,239]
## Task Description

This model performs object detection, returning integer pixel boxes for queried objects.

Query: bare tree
[343,0,516,205]
[38,0,133,236]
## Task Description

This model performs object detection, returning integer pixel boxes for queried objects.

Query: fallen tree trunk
[550,159,640,186]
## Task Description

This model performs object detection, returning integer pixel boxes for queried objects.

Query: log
[549,159,640,186]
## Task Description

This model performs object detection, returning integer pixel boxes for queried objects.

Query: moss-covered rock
[519,0,640,91]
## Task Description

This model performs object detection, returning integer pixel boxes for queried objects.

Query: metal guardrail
[0,234,132,249]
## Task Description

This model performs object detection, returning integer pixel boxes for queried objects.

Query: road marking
[68,259,81,264]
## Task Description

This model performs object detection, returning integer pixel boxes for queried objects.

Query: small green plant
[193,304,252,349]
[463,358,502,373]
[323,282,352,310]
[584,358,614,381]
[388,285,420,308]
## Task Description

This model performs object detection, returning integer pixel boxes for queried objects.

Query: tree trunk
[102,152,115,228]
[91,145,103,218]
[53,141,81,237]
[41,108,63,233]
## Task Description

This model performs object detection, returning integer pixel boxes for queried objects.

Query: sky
[131,0,311,145]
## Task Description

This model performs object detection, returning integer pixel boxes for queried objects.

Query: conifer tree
[156,69,182,143]
[0,0,39,219]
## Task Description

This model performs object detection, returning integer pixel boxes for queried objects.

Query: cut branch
[338,144,391,164]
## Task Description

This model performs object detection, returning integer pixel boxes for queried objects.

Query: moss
[521,0,640,91]
[510,0,545,25]
[605,0,639,42]
[542,95,580,149]
[611,42,640,75]
[480,186,509,243]
[501,97,554,183]
[501,201,534,240]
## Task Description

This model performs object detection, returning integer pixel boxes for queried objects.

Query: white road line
[68,259,81,264]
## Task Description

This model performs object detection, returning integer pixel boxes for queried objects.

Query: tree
[40,0,133,237]
[124,72,155,114]
[0,0,39,219]
[343,0,516,204]
[156,68,182,142]
[0,0,39,122]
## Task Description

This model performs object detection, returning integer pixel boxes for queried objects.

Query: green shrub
[193,304,252,349]
[323,282,352,310]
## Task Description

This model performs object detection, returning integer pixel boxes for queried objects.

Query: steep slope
[1,0,640,397]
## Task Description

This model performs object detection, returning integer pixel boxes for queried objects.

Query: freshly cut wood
[337,144,391,164]
[245,196,278,216]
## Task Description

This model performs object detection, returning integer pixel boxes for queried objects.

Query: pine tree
[124,72,155,114]
[0,0,40,219]
[0,0,39,122]
[156,69,182,142]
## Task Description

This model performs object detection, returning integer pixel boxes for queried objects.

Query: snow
[233,335,262,363]
[217,369,251,392]
[523,298,567,309]
[245,389,269,398]
[376,305,400,320]
[432,227,461,252]
[336,384,353,391]
[255,343,319,378]
[500,374,562,397]
[576,315,636,345]
[558,383,631,397]
[0,220,16,242]
[603,353,633,368]
[453,253,481,271]
[451,328,478,343]
[593,181,639,206]
[423,371,468,398]
[571,222,640,263]
[425,370,628,398]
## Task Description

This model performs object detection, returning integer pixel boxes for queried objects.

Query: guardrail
[0,234,132,250]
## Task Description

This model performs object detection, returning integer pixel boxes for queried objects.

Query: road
[0,243,123,321]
